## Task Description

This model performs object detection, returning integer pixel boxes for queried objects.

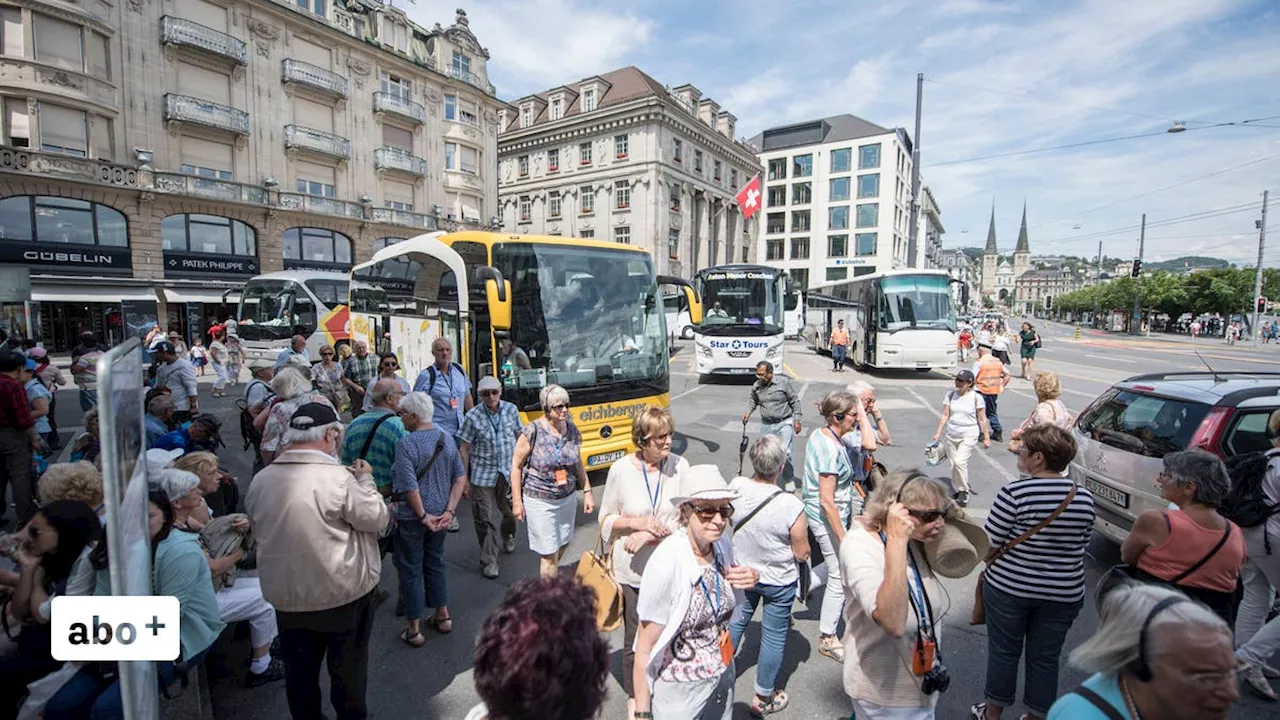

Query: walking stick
[737,419,750,476]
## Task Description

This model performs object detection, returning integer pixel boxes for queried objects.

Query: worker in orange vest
[973,341,1011,442]
[830,319,850,372]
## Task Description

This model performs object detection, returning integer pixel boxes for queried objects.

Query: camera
[920,663,951,695]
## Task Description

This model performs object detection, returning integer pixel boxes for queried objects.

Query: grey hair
[283,420,343,448]
[271,366,313,401]
[147,394,175,415]
[369,379,401,406]
[540,384,570,412]
[817,390,859,419]
[1162,449,1231,508]
[748,435,787,480]
[399,391,434,423]
[431,336,453,351]
[862,470,951,527]
[156,468,201,503]
[845,380,875,397]
[1069,583,1230,676]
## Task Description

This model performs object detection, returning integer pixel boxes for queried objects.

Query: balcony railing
[277,192,365,220]
[447,64,496,95]
[281,59,348,98]
[375,147,427,176]
[284,125,350,160]
[160,16,247,65]
[368,207,438,230]
[163,94,250,135]
[153,172,269,204]
[373,92,426,125]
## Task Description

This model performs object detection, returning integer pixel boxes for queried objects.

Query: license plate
[587,450,625,467]
[728,351,751,358]
[916,361,930,368]
[725,367,754,374]
[1085,478,1130,508]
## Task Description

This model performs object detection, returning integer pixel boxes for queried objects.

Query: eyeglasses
[907,508,947,524]
[479,390,500,397]
[382,362,398,368]
[549,403,570,411]
[320,352,334,357]
[692,505,735,521]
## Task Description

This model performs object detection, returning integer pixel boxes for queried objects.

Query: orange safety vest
[830,327,850,346]
[975,356,1005,395]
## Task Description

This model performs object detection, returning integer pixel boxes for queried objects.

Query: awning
[161,288,237,304]
[31,287,159,303]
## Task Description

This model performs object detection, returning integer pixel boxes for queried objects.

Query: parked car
[1069,371,1280,543]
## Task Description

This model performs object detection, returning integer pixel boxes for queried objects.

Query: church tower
[1013,201,1031,280]
[981,202,998,295]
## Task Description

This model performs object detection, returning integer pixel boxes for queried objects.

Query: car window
[1076,389,1210,458]
[1223,410,1275,456]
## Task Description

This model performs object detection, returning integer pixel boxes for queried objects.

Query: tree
[982,295,994,309]
[1139,272,1189,317]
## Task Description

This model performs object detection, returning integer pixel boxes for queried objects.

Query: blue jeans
[728,582,797,696]
[981,392,1002,436]
[759,421,795,487]
[44,648,208,720]
[78,388,97,412]
[982,580,1082,716]
[832,344,847,367]
[393,513,448,621]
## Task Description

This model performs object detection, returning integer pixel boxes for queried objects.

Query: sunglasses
[549,403,570,411]
[907,508,947,524]
[382,362,398,368]
[320,352,334,357]
[833,412,849,422]
[692,504,735,521]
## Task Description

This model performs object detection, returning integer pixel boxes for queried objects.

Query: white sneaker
[1242,662,1278,701]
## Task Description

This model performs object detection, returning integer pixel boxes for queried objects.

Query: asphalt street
[22,324,1280,719]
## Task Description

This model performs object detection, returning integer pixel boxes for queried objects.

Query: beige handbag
[575,528,625,632]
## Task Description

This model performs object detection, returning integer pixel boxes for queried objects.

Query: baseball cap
[247,358,274,371]
[289,402,340,430]
[477,376,502,392]
[155,341,177,354]
[146,448,185,476]
[27,347,47,360]
[955,369,975,383]
[23,358,37,371]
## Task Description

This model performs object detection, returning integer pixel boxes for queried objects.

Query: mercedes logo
[599,425,613,439]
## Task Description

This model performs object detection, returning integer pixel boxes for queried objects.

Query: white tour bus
[235,270,351,367]
[784,282,805,338]
[692,264,787,376]
[804,269,957,371]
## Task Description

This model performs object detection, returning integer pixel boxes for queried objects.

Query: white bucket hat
[669,465,738,506]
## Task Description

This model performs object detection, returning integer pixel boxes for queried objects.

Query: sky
[409,0,1280,266]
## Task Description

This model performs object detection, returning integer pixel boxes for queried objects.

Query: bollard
[1073,327,1081,341]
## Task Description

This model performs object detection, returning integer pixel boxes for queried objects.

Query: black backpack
[1221,448,1280,528]
[237,381,274,451]
[425,362,466,393]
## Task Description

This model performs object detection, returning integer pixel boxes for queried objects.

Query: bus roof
[806,268,951,293]
[246,270,351,283]
[440,230,653,255]
[696,264,784,276]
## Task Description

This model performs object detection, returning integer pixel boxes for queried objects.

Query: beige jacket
[245,449,388,612]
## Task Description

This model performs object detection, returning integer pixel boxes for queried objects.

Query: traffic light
[1045,296,1053,310]
[1130,260,1142,278]
[1260,296,1268,313]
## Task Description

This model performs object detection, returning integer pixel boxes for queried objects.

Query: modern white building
[750,114,915,290]
[495,66,762,278]
[920,185,944,269]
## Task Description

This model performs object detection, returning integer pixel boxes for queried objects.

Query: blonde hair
[861,470,951,527]
[1033,371,1061,402]
[632,406,675,446]
[817,390,858,420]
[38,461,103,507]
[172,451,219,480]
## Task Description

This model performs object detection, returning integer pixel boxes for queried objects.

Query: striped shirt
[340,408,409,490]
[455,401,521,488]
[984,476,1095,603]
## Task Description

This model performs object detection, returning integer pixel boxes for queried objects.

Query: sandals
[750,690,788,717]
[426,614,453,634]
[399,628,425,648]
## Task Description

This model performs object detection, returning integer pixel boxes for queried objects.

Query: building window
[673,138,682,163]
[373,237,406,253]
[518,155,529,177]
[549,97,563,120]
[162,214,256,256]
[856,203,879,228]
[580,229,594,239]
[831,147,852,173]
[443,94,456,121]
[38,103,87,157]
[382,124,413,153]
[614,133,628,159]
[580,186,595,214]
[767,158,786,181]
[792,154,812,178]
[828,234,848,257]
[765,238,784,261]
[446,143,479,174]
[34,14,83,72]
[790,237,810,260]
[582,88,597,112]
[451,50,470,77]
[295,177,335,198]
[713,160,722,182]
[2,7,24,58]
[859,143,881,169]
[547,148,559,172]
[86,31,109,80]
[766,212,785,234]
[614,181,630,210]
[791,210,811,233]
[385,201,412,212]
[579,141,592,166]
[825,266,848,282]
[791,182,811,205]
[789,268,809,289]
[669,183,681,213]
[857,173,880,199]
[295,0,325,17]
[694,150,703,172]
[548,191,561,218]
[5,98,29,147]
[518,196,530,222]
[767,186,785,207]
[0,195,127,247]
[829,206,849,230]
[381,72,411,100]
[615,226,631,244]
[731,169,738,189]
[830,177,850,202]
[181,165,232,181]
[283,227,351,265]
[520,105,532,128]
[855,232,877,255]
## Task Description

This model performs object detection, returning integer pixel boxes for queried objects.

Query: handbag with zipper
[971,485,1077,625]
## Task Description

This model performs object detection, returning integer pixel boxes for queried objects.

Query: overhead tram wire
[1029,203,1266,250]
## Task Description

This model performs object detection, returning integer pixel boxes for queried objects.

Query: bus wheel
[682,325,695,340]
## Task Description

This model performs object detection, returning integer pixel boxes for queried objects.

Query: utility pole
[1253,190,1269,347]
[1093,240,1102,326]
[1131,213,1146,335]
[907,72,923,268]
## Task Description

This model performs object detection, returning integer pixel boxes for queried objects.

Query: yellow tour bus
[349,230,700,471]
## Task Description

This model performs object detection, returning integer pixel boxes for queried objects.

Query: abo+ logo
[52,596,182,661]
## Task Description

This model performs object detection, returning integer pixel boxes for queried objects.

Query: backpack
[425,362,466,393]
[238,381,274,451]
[1221,448,1280,528]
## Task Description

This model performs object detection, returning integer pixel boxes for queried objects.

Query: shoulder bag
[358,413,398,549]
[574,526,624,631]
[1099,517,1241,621]
[971,484,1077,625]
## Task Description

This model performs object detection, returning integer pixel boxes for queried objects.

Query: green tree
[982,295,994,309]
[1139,272,1189,316]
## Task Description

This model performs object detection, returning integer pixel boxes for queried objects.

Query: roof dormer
[671,84,701,115]
[716,110,737,140]
[697,98,720,128]
[577,75,612,113]
[546,86,578,121]
[516,95,547,128]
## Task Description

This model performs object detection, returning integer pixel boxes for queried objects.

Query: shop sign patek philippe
[163,251,260,278]
[0,242,132,273]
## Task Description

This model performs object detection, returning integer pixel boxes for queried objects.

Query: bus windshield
[494,243,668,393]
[237,280,304,341]
[697,269,784,336]
[878,275,955,332]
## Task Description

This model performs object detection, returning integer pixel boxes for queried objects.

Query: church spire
[1014,201,1030,254]
[984,201,998,254]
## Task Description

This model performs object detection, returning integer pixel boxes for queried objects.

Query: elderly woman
[1046,583,1238,720]
[392,391,467,645]
[311,343,349,414]
[258,366,334,466]
[1009,372,1071,453]
[1232,408,1280,700]
[511,384,595,578]
[974,425,1095,720]
[1120,449,1246,625]
[208,328,230,398]
[801,390,867,663]
[931,369,991,507]
[37,461,103,517]
[155,468,283,687]
[840,471,952,718]
[633,466,759,720]
[598,405,690,712]
[728,435,810,716]
[173,450,239,519]
[465,574,610,720]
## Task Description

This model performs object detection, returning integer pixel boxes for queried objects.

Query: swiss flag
[735,174,762,220]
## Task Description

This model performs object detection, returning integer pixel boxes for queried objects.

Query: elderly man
[145,394,176,447]
[153,415,222,453]
[341,379,409,496]
[342,340,378,418]
[154,340,200,422]
[246,403,388,720]
[275,334,310,371]
[414,337,473,438]
[456,376,521,579]
[244,359,276,420]
[742,361,802,491]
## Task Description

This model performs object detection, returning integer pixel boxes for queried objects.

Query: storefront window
[283,227,352,265]
[0,196,127,246]
[162,214,257,256]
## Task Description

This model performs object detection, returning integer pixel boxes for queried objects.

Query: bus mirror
[487,279,512,330]
[684,286,703,324]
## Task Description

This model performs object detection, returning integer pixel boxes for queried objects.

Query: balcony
[375,147,427,176]
[277,192,364,220]
[446,64,496,96]
[373,92,426,125]
[160,16,247,66]
[153,172,269,204]
[163,94,250,135]
[281,59,348,99]
[284,125,350,160]
[368,207,438,231]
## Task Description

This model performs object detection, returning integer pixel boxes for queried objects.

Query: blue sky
[411,0,1280,266]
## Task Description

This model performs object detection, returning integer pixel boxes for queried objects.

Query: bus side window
[293,295,316,333]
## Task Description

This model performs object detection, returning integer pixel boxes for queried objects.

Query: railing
[163,94,250,135]
[284,125,350,159]
[277,192,365,219]
[160,16,247,65]
[368,207,438,230]
[373,92,426,124]
[281,59,348,98]
[153,172,268,204]
[447,64,496,95]
[374,147,427,176]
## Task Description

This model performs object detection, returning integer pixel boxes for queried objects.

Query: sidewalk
[1046,321,1272,352]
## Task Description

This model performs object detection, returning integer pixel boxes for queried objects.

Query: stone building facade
[979,202,1031,305]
